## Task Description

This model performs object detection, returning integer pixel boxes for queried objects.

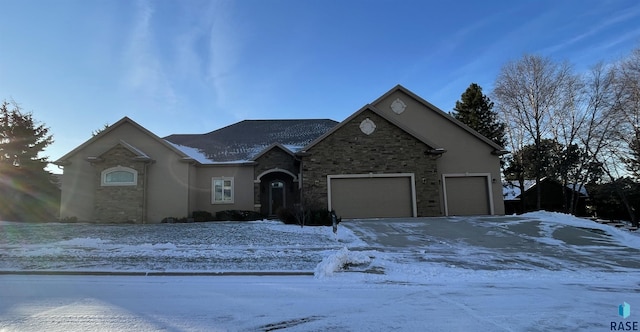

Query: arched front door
[270,180,285,215]
[258,171,298,217]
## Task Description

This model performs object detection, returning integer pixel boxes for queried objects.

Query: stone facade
[253,146,299,180]
[253,146,299,215]
[300,109,441,216]
[93,145,146,223]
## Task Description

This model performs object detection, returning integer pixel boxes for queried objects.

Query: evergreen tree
[624,133,640,179]
[0,100,58,221]
[452,83,506,147]
[504,139,563,181]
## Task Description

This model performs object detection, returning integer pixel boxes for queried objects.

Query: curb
[0,271,314,277]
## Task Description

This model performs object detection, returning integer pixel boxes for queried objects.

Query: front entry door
[270,180,285,215]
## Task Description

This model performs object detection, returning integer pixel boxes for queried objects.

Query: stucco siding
[192,166,255,214]
[59,157,96,221]
[145,157,190,222]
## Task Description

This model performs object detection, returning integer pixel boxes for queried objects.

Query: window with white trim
[212,177,234,204]
[101,166,137,186]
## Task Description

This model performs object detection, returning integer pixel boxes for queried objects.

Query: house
[55,85,506,223]
[503,178,589,216]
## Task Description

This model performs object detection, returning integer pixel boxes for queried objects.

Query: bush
[296,209,341,226]
[215,210,263,221]
[306,209,332,226]
[276,207,299,225]
[161,217,188,223]
[192,210,214,222]
[59,216,78,223]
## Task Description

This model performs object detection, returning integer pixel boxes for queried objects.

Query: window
[101,166,137,186]
[212,177,234,204]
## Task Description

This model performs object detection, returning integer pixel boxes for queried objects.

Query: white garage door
[443,175,492,216]
[328,174,416,219]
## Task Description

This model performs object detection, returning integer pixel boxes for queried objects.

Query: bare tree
[493,54,576,210]
[499,103,528,212]
[617,47,640,177]
[559,62,625,215]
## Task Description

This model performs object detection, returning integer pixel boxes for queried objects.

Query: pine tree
[452,83,506,148]
[0,100,58,221]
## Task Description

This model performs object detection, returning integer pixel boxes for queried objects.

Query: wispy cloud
[541,4,640,55]
[123,0,176,108]
[204,1,247,119]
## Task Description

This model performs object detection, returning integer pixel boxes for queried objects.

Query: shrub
[276,207,299,225]
[295,209,341,226]
[215,210,263,221]
[306,209,332,226]
[161,217,188,223]
[192,210,214,222]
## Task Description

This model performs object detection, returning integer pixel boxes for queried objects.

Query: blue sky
[1,0,639,173]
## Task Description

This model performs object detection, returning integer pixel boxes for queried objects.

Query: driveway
[1,213,638,274]
[341,214,640,272]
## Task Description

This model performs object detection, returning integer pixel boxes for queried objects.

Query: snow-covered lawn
[1,211,639,331]
[0,220,357,272]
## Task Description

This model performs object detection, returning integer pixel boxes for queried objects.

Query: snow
[1,212,639,331]
[314,246,371,278]
[522,211,640,249]
[165,140,305,164]
[165,141,217,164]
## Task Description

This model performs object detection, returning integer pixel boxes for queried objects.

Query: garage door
[443,175,491,215]
[328,174,415,219]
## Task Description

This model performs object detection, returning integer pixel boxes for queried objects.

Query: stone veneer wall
[253,147,299,212]
[94,145,146,223]
[301,109,441,216]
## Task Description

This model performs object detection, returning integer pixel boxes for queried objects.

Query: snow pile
[521,211,640,249]
[314,247,371,278]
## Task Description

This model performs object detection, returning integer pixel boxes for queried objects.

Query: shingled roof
[164,119,339,162]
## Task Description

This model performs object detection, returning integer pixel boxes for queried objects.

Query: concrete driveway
[341,215,640,272]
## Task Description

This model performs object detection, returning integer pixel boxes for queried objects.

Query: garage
[443,174,493,216]
[328,174,416,219]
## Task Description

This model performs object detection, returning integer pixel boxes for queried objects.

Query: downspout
[295,154,304,226]
[187,163,192,218]
[142,162,148,224]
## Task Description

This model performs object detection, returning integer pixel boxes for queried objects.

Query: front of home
[55,85,506,223]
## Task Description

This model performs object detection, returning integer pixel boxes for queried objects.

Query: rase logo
[611,302,638,331]
[621,303,632,319]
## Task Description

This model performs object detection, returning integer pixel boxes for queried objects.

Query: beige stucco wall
[191,165,255,214]
[59,158,96,221]
[145,151,191,222]
[372,90,505,215]
[59,121,191,223]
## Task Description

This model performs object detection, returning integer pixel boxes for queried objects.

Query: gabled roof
[54,117,189,165]
[251,143,297,161]
[89,140,153,162]
[301,104,442,153]
[164,119,338,162]
[374,85,507,154]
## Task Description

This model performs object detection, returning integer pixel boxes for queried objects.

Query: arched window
[101,166,138,186]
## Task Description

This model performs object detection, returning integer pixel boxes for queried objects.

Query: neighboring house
[503,178,589,216]
[55,85,506,223]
